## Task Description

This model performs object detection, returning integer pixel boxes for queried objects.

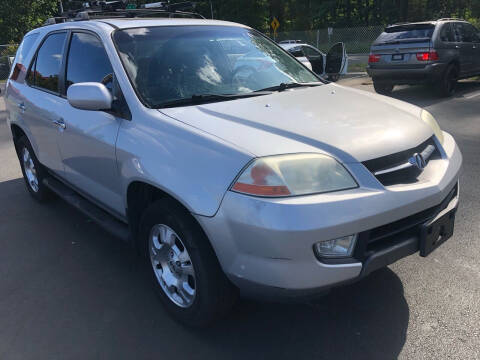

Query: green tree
[0,0,60,44]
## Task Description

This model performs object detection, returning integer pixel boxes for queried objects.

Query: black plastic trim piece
[43,176,130,242]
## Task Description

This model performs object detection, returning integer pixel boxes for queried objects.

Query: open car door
[325,42,348,82]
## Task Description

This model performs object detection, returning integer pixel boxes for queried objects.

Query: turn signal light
[416,51,439,61]
[368,54,381,63]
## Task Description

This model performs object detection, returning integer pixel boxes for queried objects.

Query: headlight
[231,153,357,197]
[421,110,444,144]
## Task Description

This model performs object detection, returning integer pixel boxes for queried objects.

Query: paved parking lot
[0,79,479,360]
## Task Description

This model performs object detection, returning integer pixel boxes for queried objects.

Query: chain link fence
[275,25,385,72]
[0,55,14,81]
[0,44,16,81]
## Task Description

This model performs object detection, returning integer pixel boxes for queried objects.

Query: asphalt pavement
[0,79,479,360]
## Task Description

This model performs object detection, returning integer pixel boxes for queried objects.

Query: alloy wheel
[148,224,196,308]
[22,147,39,192]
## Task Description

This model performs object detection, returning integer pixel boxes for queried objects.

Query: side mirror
[67,82,112,111]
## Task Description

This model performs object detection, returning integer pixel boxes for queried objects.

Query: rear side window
[28,32,67,93]
[374,24,435,44]
[66,32,114,91]
[440,24,456,42]
[10,33,39,81]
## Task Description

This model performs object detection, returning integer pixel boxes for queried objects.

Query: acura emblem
[409,153,426,170]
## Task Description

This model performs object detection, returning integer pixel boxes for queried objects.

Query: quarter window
[29,32,67,93]
[66,32,114,91]
[10,33,39,81]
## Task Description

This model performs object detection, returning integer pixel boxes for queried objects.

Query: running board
[43,177,130,242]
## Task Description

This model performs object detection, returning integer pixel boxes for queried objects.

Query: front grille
[362,136,441,186]
[353,183,458,261]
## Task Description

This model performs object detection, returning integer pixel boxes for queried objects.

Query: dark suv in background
[367,19,480,96]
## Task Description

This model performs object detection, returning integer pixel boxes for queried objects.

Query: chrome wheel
[149,224,196,308]
[22,147,39,192]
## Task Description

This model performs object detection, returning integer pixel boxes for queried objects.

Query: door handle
[455,45,460,49]
[52,118,66,130]
[18,102,26,112]
[473,45,477,49]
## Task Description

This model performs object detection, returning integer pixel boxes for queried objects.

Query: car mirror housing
[67,82,113,111]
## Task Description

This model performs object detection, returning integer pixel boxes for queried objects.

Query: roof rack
[44,1,204,26]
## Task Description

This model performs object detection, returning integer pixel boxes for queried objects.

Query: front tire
[139,199,237,327]
[373,81,394,95]
[16,136,52,202]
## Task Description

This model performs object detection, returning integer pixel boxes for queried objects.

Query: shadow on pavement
[0,176,409,360]
[197,267,408,360]
[387,79,480,108]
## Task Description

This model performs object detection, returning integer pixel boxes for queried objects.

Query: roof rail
[43,1,204,26]
[437,18,465,21]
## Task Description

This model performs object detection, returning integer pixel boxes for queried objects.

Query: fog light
[314,235,357,258]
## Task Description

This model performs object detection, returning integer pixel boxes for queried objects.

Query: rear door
[325,42,346,75]
[56,31,125,214]
[370,23,434,68]
[453,22,476,76]
[20,31,68,175]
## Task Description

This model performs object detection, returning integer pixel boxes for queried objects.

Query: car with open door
[280,42,348,81]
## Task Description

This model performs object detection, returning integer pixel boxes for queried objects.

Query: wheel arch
[10,123,29,155]
[126,181,212,251]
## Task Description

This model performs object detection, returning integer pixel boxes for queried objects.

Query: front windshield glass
[113,26,319,107]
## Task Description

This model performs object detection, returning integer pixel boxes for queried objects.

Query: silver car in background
[280,41,348,81]
[6,16,462,326]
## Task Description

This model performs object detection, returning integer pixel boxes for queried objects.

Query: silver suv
[368,19,480,96]
[6,14,462,326]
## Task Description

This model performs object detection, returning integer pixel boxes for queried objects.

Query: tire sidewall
[139,200,229,326]
[440,65,458,97]
[16,136,51,201]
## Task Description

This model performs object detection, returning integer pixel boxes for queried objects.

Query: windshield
[375,24,435,44]
[113,26,319,108]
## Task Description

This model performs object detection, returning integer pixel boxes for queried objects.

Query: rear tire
[16,136,52,202]
[373,81,394,95]
[139,199,237,327]
[437,64,458,97]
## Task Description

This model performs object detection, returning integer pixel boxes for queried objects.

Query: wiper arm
[255,82,322,93]
[156,91,272,109]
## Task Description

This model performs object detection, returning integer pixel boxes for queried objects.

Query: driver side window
[66,32,114,92]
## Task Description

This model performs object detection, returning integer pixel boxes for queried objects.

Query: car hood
[160,83,433,163]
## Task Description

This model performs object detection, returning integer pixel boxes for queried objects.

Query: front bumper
[367,63,447,84]
[196,132,462,301]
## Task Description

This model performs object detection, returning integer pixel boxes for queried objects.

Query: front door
[57,31,124,214]
[325,42,347,78]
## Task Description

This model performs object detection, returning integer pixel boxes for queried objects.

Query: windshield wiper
[255,82,322,93]
[155,91,272,109]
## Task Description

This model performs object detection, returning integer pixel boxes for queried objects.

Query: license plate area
[392,54,404,61]
[420,209,456,257]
